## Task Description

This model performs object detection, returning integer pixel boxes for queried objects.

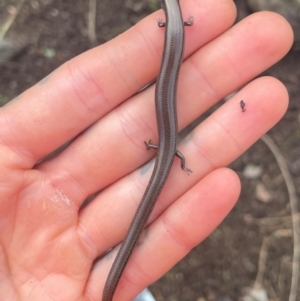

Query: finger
[40,12,292,208]
[77,76,287,259]
[85,168,240,300]
[0,0,236,168]
[176,11,293,129]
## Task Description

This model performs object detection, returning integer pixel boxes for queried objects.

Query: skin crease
[0,0,293,301]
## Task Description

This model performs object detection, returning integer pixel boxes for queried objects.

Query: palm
[0,1,293,301]
[0,169,91,300]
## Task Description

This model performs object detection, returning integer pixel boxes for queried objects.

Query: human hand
[0,1,293,300]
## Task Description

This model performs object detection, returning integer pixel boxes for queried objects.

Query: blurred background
[0,0,299,300]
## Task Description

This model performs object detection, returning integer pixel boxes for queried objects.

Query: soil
[0,0,300,300]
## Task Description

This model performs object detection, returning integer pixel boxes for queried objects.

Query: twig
[88,0,98,47]
[278,256,292,297]
[261,134,300,301]
[254,230,292,292]
[244,213,300,227]
[254,236,270,288]
[0,0,26,41]
[264,278,280,301]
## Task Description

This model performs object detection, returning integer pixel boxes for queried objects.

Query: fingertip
[236,76,289,126]
[181,167,241,225]
[244,11,294,56]
[202,167,241,216]
[213,75,290,152]
[255,75,289,118]
[204,167,241,208]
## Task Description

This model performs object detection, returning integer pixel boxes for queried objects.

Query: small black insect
[240,100,246,112]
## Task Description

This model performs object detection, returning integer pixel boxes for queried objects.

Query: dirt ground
[0,0,299,300]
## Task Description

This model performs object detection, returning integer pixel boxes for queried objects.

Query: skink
[102,1,193,300]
